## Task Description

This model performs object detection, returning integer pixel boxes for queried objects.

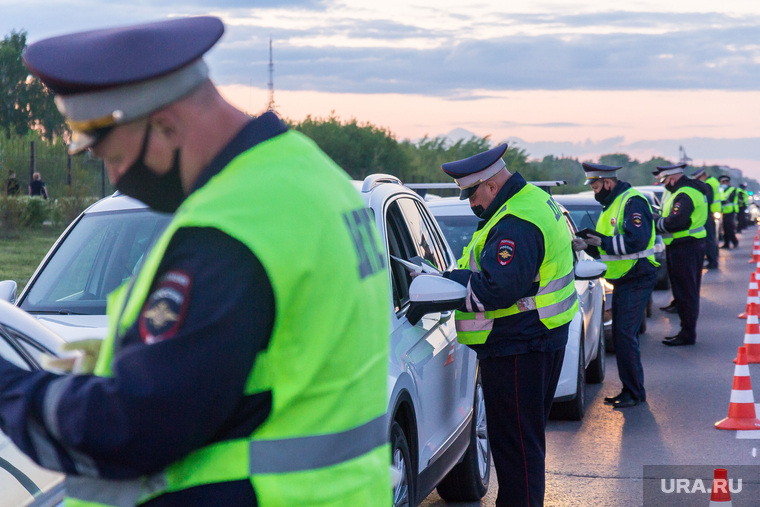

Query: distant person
[574,163,658,408]
[29,171,48,199]
[738,183,749,232]
[6,171,20,196]
[690,169,720,269]
[654,163,708,346]
[719,175,738,249]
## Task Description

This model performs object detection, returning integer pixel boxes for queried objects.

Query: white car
[1,178,490,506]
[427,194,607,421]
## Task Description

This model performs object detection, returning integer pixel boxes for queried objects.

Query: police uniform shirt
[444,172,569,358]
[591,180,658,279]
[0,114,287,500]
[655,176,705,245]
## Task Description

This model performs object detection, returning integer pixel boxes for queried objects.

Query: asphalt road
[423,229,760,506]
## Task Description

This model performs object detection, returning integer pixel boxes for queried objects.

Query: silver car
[1,180,490,506]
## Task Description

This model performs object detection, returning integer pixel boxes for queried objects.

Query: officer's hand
[571,238,588,251]
[585,235,603,247]
[42,339,102,374]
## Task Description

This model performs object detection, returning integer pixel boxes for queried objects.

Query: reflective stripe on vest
[595,188,658,280]
[454,183,578,345]
[64,415,388,507]
[661,186,708,245]
[66,131,391,507]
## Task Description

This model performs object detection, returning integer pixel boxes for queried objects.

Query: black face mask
[114,124,185,213]
[665,181,677,192]
[594,185,611,204]
[471,204,486,218]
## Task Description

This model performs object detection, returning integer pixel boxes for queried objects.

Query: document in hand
[390,255,442,275]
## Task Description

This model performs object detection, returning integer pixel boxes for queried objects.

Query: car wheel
[586,320,606,384]
[436,370,491,502]
[391,421,414,507]
[550,336,585,421]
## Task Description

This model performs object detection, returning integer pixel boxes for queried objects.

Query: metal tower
[267,37,276,111]
[678,145,692,165]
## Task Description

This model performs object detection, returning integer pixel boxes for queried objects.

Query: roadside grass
[0,227,66,295]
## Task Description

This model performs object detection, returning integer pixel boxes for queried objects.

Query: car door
[0,306,65,507]
[385,196,468,471]
[563,210,601,365]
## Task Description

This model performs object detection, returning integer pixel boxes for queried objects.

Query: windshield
[434,214,478,259]
[20,210,171,316]
[565,207,602,231]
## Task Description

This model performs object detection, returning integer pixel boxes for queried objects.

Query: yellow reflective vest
[661,186,708,245]
[64,130,391,507]
[455,183,578,345]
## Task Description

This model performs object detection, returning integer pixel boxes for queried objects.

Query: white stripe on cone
[730,390,756,404]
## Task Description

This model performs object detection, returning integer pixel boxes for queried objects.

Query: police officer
[719,175,739,249]
[653,164,708,346]
[574,163,658,408]
[440,144,577,507]
[738,183,750,232]
[0,17,391,506]
[690,168,720,269]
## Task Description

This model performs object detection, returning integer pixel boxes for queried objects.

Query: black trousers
[704,216,719,267]
[738,206,748,231]
[611,269,657,399]
[723,213,738,247]
[666,239,706,342]
[480,347,565,507]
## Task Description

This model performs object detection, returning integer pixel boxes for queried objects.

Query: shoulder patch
[672,202,681,215]
[139,270,192,344]
[498,239,515,266]
[632,212,643,227]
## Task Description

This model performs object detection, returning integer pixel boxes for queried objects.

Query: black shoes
[612,390,641,409]
[662,337,695,346]
[605,389,645,407]
[705,264,719,270]
[660,303,678,314]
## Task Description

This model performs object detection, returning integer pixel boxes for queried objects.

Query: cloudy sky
[4,1,760,177]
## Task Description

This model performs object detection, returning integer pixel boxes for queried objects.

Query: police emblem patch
[498,239,515,266]
[672,203,681,215]
[610,217,617,227]
[139,270,192,344]
[632,212,643,227]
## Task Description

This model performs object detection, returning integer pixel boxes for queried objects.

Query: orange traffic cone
[738,277,759,319]
[735,308,760,363]
[716,346,760,430]
[709,468,732,506]
[749,235,760,263]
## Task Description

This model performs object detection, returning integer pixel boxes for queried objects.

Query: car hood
[33,315,109,342]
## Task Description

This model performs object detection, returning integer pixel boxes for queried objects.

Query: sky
[4,0,760,178]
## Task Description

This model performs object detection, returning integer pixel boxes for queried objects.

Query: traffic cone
[749,235,760,263]
[735,309,760,363]
[709,468,732,506]
[738,277,759,319]
[716,346,760,430]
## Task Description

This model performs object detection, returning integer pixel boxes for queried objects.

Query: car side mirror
[407,275,466,326]
[0,280,17,304]
[574,260,607,281]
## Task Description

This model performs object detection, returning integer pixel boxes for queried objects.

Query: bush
[0,196,25,237]
[50,196,99,227]
[21,196,48,227]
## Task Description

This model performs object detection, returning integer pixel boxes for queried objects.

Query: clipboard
[576,228,604,240]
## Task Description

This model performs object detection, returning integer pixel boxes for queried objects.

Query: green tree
[0,30,66,141]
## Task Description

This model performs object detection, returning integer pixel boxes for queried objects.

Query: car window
[415,201,453,269]
[386,201,415,313]
[21,210,171,315]
[434,214,479,260]
[0,330,30,370]
[396,198,446,272]
[566,208,600,232]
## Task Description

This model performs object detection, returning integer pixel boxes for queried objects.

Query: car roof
[83,192,150,214]
[553,193,600,206]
